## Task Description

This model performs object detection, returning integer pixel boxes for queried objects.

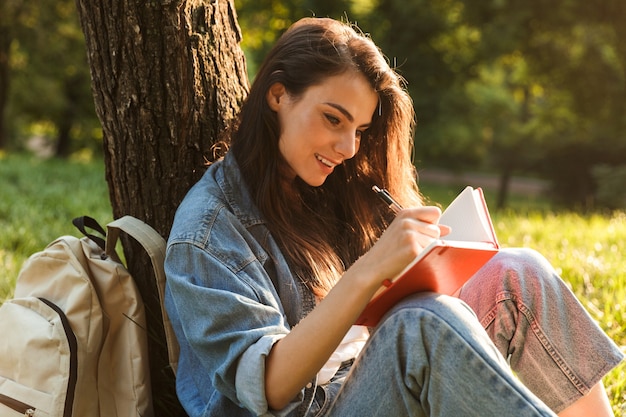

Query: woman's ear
[266,82,286,111]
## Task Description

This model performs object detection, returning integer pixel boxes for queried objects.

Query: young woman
[164,17,623,417]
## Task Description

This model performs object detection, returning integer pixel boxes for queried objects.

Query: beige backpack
[0,216,174,417]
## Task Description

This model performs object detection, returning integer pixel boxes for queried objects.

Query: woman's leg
[459,248,624,414]
[557,381,614,417]
[324,293,557,417]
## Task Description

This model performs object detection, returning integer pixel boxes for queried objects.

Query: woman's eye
[356,128,369,140]
[325,114,340,125]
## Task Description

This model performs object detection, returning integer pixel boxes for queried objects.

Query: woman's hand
[352,206,451,291]
[389,206,450,250]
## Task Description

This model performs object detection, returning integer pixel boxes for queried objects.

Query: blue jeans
[308,248,623,417]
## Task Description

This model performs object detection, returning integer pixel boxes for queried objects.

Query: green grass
[1,153,624,413]
[0,152,112,299]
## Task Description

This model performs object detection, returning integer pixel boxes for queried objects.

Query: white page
[439,186,495,243]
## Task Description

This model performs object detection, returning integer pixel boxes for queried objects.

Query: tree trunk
[74,0,249,414]
[0,1,20,150]
[0,30,9,150]
[496,169,511,211]
[55,78,81,158]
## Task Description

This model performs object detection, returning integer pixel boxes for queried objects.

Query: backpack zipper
[0,393,35,415]
[39,298,78,417]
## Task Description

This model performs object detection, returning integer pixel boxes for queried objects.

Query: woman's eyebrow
[323,102,373,129]
[324,102,354,122]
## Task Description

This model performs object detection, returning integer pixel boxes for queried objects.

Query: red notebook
[355,186,499,326]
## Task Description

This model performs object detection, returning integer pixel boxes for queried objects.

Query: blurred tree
[465,53,538,209]
[362,0,626,208]
[75,0,248,414]
[463,0,626,208]
[5,0,100,157]
[236,0,354,77]
[356,0,484,169]
[0,0,24,150]
[11,0,100,157]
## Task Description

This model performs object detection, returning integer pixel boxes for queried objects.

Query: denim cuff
[236,333,305,416]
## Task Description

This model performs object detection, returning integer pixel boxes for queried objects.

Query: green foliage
[356,0,483,168]
[236,0,354,78]
[453,0,626,207]
[3,0,101,155]
[0,155,624,412]
[348,0,626,208]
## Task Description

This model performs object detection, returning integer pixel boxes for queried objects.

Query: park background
[0,0,624,414]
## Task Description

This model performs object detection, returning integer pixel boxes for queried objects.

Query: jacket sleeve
[164,209,304,415]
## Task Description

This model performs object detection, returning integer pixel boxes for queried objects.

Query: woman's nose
[334,131,359,160]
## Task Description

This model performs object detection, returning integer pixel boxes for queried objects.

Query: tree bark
[74,0,249,414]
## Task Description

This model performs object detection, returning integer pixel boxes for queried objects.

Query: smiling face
[266,71,379,187]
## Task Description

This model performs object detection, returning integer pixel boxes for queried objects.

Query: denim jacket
[165,152,318,417]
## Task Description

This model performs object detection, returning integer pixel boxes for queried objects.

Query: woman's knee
[377,292,481,339]
[474,247,563,293]
[494,247,554,275]
[461,246,571,323]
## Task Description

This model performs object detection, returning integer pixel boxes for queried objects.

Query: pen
[372,185,404,214]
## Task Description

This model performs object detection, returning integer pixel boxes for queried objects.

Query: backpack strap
[105,216,180,376]
[72,216,107,251]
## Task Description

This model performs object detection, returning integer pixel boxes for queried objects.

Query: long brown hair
[230,17,422,297]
